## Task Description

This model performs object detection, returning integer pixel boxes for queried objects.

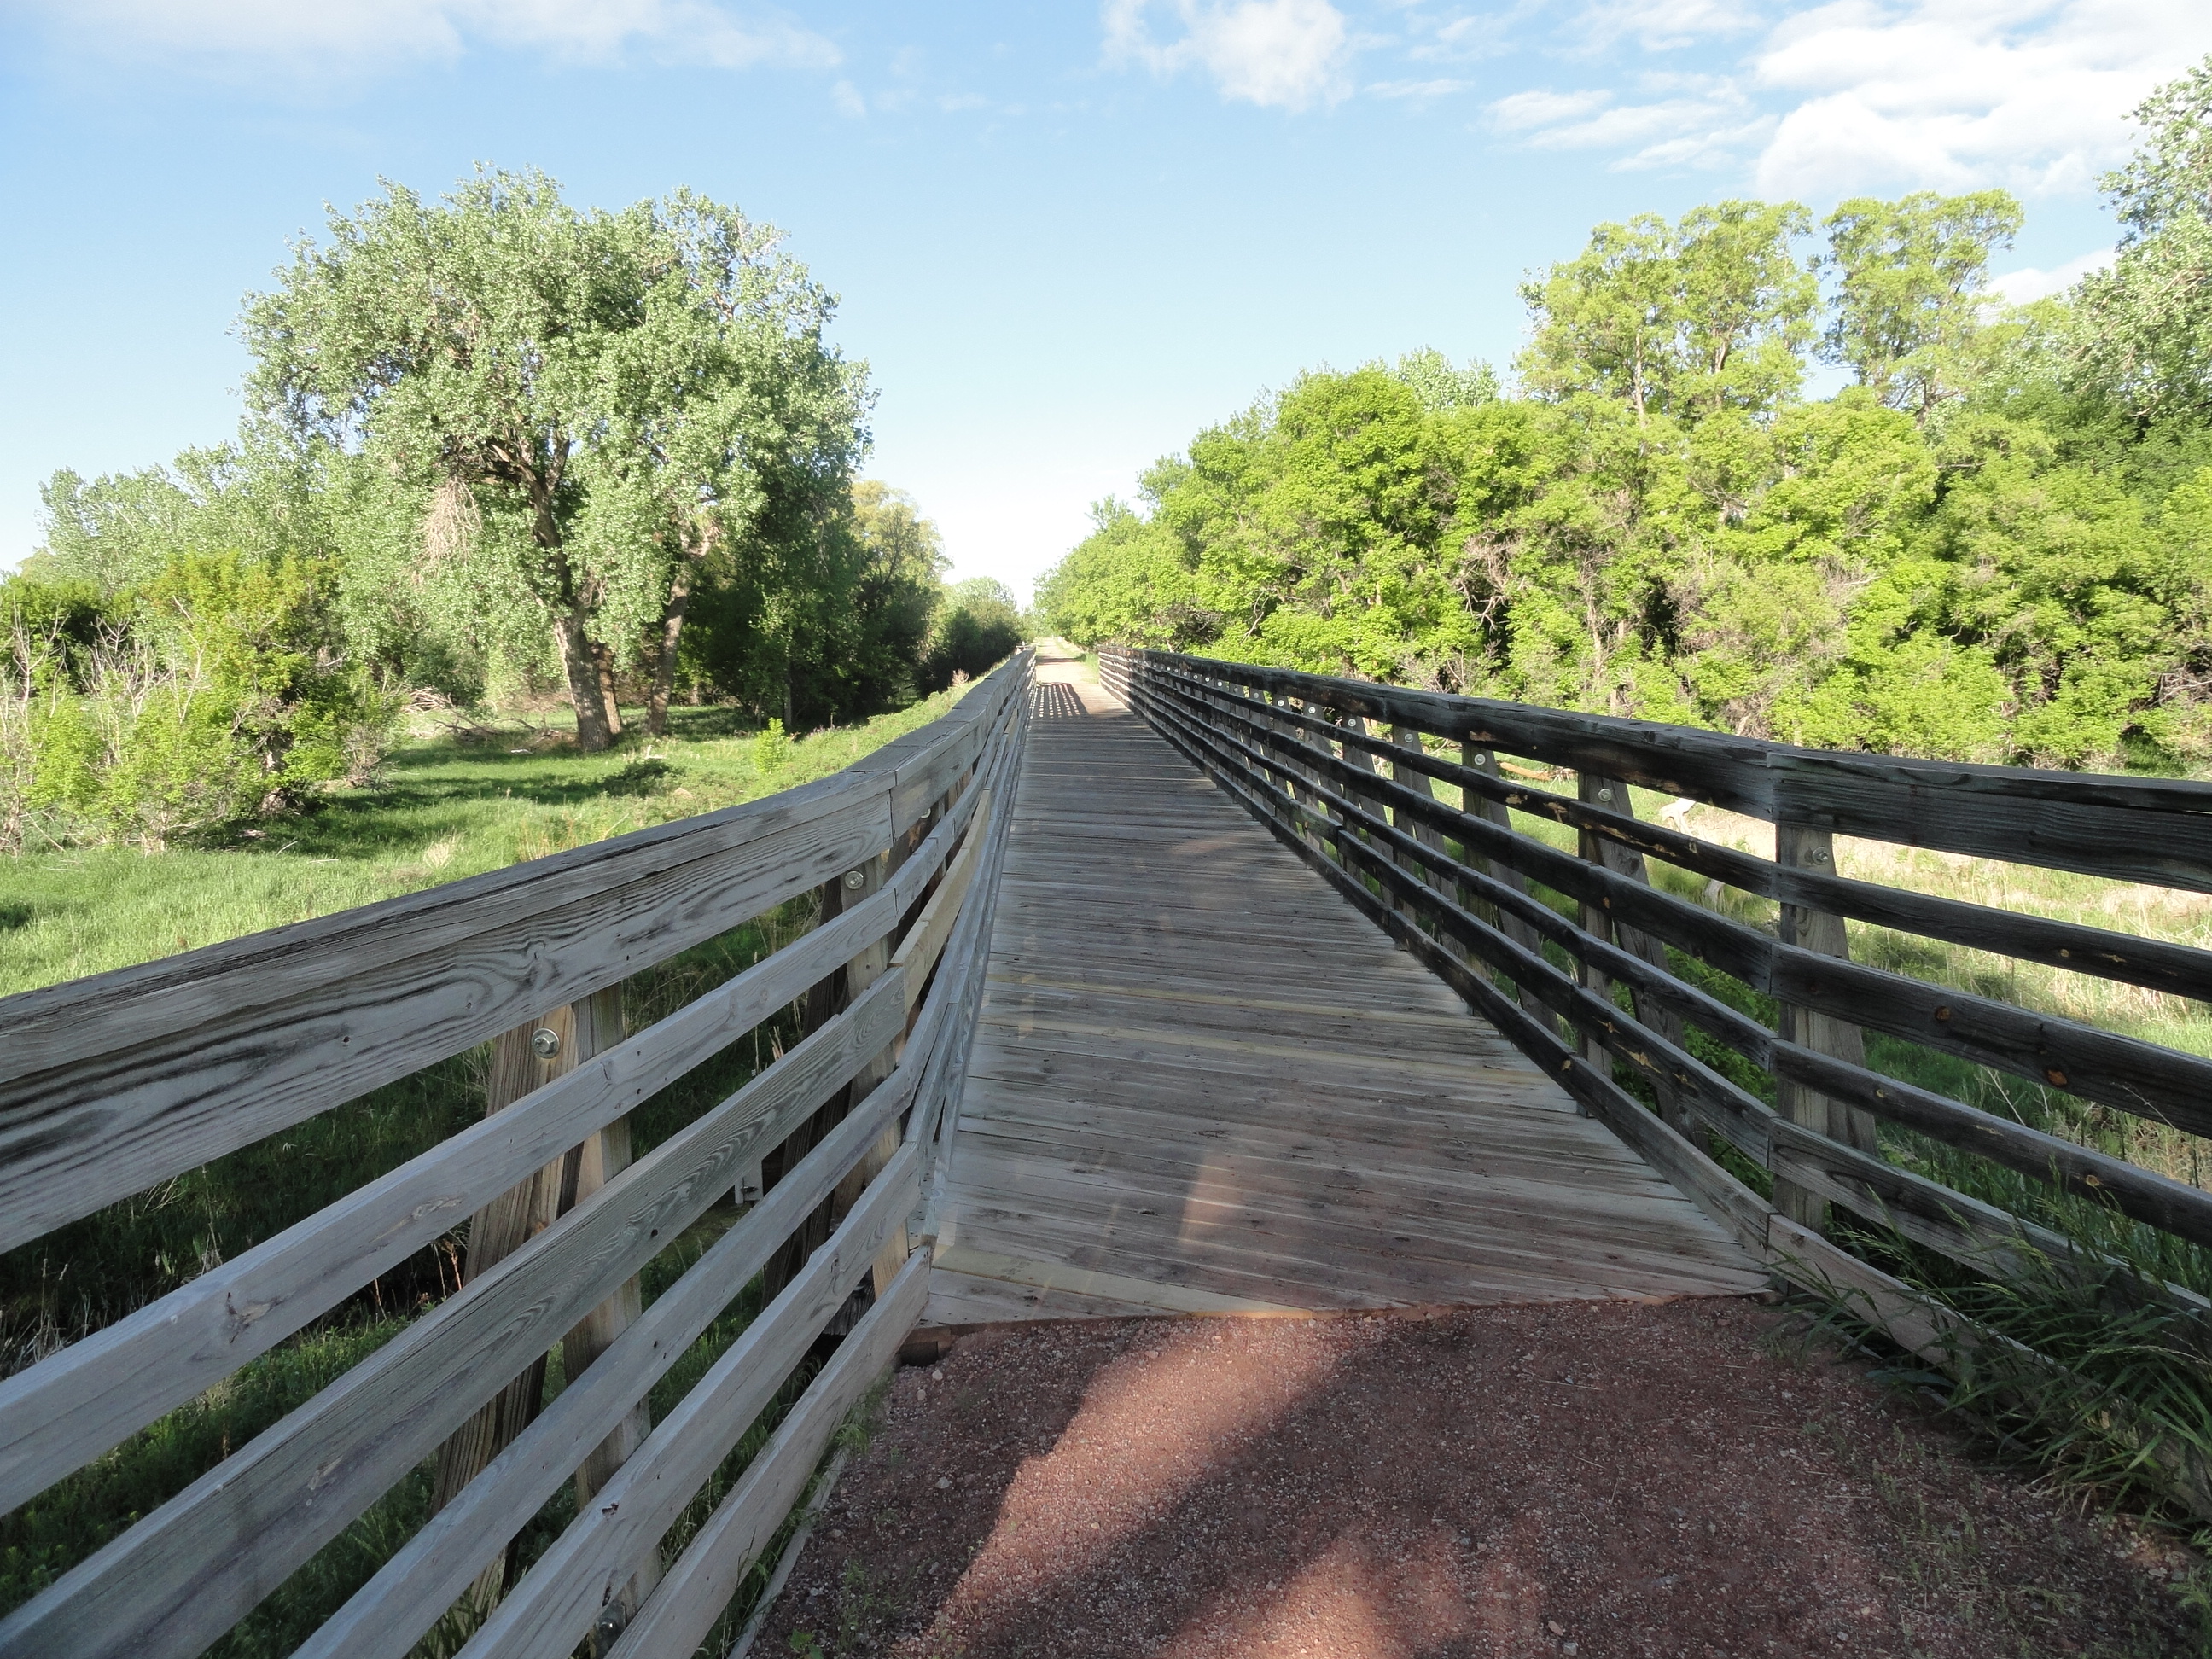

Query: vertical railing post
[1773,823,1877,1226]
[1389,725,1452,950]
[1575,775,1693,1136]
[1461,746,1549,1015]
[429,985,630,1615]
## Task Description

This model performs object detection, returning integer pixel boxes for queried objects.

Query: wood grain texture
[600,1250,932,1659]
[1134,650,2212,889]
[1130,676,1774,1258]
[1144,665,2212,1144]
[428,986,625,1618]
[923,661,1767,1326]
[1133,660,2212,1303]
[0,655,1029,1254]
[0,975,909,1659]
[457,1151,923,1659]
[0,876,911,1518]
[297,1092,919,1659]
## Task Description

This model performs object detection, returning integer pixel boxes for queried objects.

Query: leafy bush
[920,578,1024,692]
[1,552,395,852]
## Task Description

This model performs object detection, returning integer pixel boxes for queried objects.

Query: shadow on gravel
[754,1297,2200,1659]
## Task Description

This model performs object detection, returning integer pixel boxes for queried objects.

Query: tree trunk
[646,564,694,738]
[553,611,615,753]
[592,642,624,739]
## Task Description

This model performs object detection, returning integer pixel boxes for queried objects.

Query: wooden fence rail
[0,651,1032,1659]
[1102,644,2212,1508]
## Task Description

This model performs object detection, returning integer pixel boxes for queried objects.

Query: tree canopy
[1035,56,2212,771]
[240,168,870,748]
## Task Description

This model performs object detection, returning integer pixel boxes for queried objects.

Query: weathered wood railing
[0,651,1030,1659]
[1102,645,2212,1477]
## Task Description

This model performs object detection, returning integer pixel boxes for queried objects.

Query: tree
[241,167,866,751]
[2073,55,2212,421]
[922,577,1024,690]
[1820,189,2023,422]
[1519,201,1815,427]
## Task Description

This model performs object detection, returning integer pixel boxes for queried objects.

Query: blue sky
[3,2,2207,597]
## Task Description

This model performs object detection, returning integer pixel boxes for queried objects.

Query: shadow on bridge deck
[918,657,1768,1330]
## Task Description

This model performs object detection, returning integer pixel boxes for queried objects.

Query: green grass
[0,689,974,1000]
[0,686,981,1648]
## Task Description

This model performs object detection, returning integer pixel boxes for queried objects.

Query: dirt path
[754,1299,2197,1658]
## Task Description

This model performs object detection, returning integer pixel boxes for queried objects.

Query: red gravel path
[754,1298,2197,1658]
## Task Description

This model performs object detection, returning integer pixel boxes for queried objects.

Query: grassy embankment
[0,686,977,1656]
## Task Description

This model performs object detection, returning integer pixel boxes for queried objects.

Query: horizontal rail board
[460,1152,922,1659]
[1142,667,2212,1142]
[603,1249,933,1659]
[1125,658,2212,1262]
[1171,669,2212,1004]
[1144,651,2212,890]
[301,1120,923,1659]
[0,974,911,1659]
[0,703,1017,1516]
[0,660,1026,1253]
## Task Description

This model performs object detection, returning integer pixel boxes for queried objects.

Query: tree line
[1038,61,2212,772]
[2,169,1025,851]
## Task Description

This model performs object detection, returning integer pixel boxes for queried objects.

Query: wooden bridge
[923,660,1763,1325]
[4,643,2212,1656]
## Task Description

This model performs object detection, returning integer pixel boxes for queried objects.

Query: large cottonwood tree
[241,167,867,749]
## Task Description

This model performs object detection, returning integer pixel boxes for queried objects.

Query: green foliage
[2074,56,2212,422]
[239,167,870,749]
[1819,189,2023,421]
[1517,198,1815,425]
[2,550,396,851]
[921,577,1024,691]
[1037,101,2212,769]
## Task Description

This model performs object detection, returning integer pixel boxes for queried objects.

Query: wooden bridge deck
[920,661,1768,1329]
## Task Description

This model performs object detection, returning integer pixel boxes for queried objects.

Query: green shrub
[1,553,397,851]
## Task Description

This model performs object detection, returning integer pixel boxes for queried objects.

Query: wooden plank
[456,1155,923,1659]
[1773,1039,2212,1252]
[1161,678,2212,1144]
[919,1266,1178,1326]
[889,795,987,1013]
[428,986,626,1619]
[294,1087,924,1659]
[1150,695,1775,1257]
[0,876,917,1518]
[1772,823,1875,1229]
[0,975,911,1659]
[1141,651,2212,889]
[0,783,890,1254]
[0,655,1026,1256]
[930,1244,1304,1315]
[932,667,1769,1326]
[597,1251,933,1659]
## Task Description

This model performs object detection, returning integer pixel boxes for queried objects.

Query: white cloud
[1488,87,1614,132]
[1369,77,1478,100]
[1573,0,1764,51]
[21,0,838,75]
[1991,247,2113,304]
[1482,1,2212,198]
[1104,0,1353,110]
[1750,1,2212,195]
[1489,79,1770,169]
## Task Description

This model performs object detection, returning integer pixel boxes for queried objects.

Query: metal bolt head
[530,1028,562,1060]
[1598,786,1615,803]
[1470,753,1487,768]
[842,868,867,891]
[1811,849,1831,864]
